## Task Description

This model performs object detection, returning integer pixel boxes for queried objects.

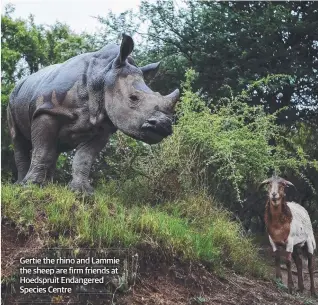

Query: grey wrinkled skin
[7,34,180,195]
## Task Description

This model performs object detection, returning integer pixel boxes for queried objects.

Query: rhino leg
[7,106,32,182]
[14,136,32,183]
[68,130,110,195]
[21,114,59,185]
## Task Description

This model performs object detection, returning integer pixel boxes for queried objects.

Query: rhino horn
[165,89,180,110]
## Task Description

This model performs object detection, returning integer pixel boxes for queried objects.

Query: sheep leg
[292,249,304,293]
[308,253,316,297]
[274,249,282,281]
[286,251,294,294]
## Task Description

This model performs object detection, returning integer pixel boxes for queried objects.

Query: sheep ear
[258,178,271,190]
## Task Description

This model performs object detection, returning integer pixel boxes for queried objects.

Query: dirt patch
[117,260,315,305]
[1,223,317,305]
[1,221,44,278]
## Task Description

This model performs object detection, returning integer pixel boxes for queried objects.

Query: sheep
[259,175,316,296]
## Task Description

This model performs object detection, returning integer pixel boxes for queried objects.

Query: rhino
[7,34,180,194]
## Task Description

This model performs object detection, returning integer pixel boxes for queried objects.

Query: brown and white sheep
[260,175,316,296]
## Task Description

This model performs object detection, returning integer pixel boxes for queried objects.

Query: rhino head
[103,34,180,144]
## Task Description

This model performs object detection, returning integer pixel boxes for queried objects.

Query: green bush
[124,69,316,210]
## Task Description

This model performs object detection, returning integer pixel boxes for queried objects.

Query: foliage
[1,3,317,234]
[100,0,318,125]
[104,69,317,231]
[1,183,268,278]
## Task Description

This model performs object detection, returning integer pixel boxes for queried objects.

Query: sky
[1,0,143,34]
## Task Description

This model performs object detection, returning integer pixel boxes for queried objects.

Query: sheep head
[259,175,295,207]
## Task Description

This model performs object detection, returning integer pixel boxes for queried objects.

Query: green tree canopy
[98,0,318,125]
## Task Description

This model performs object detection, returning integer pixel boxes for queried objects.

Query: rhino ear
[114,34,134,67]
[140,62,161,82]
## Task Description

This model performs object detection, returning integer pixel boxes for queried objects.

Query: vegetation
[96,2,318,231]
[90,70,317,231]
[1,183,267,277]
[1,1,317,282]
[103,1,318,123]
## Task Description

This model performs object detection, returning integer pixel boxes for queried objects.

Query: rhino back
[9,45,119,140]
[11,53,90,107]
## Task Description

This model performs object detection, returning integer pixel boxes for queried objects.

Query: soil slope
[1,223,317,305]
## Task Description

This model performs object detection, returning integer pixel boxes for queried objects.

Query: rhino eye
[130,95,139,102]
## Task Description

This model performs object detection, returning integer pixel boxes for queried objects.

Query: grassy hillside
[2,182,268,278]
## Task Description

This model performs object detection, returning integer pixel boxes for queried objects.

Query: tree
[98,0,318,125]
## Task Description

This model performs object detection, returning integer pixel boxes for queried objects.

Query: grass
[1,182,268,278]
